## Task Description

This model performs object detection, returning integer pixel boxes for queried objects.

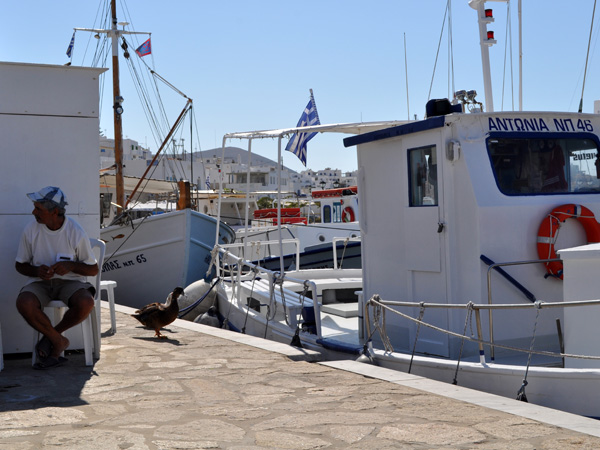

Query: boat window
[409,145,438,206]
[487,136,600,195]
[323,205,332,223]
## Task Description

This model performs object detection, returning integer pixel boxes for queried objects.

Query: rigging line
[125,56,165,147]
[508,1,514,111]
[190,108,208,185]
[428,0,450,101]
[123,56,162,146]
[578,0,597,113]
[81,0,107,64]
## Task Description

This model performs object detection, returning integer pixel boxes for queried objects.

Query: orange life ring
[536,204,600,279]
[342,206,355,223]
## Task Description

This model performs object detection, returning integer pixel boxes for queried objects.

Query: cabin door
[404,142,449,357]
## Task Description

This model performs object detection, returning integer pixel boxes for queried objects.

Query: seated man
[15,186,98,369]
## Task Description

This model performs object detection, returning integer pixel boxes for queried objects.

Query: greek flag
[205,176,211,189]
[285,91,320,166]
[66,32,75,58]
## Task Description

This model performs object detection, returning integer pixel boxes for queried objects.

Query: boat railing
[483,256,561,360]
[220,238,301,270]
[332,236,361,269]
[215,245,323,340]
[366,294,600,365]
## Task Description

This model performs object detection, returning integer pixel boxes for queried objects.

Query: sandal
[35,336,53,359]
[33,356,68,370]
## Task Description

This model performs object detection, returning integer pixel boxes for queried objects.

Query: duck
[131,287,184,338]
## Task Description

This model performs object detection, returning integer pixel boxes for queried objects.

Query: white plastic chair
[32,238,105,367]
[100,280,117,334]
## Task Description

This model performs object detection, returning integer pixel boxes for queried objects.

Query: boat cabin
[344,107,600,362]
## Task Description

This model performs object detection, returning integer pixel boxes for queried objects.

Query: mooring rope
[241,267,258,334]
[290,280,310,348]
[408,303,426,374]
[177,277,220,319]
[338,237,349,269]
[516,301,542,402]
[264,273,280,339]
[452,302,475,385]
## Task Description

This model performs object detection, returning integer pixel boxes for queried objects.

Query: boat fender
[356,344,377,365]
[342,206,355,223]
[536,204,600,279]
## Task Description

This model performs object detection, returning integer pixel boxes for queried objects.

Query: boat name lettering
[101,253,147,272]
[102,260,122,272]
[488,117,594,133]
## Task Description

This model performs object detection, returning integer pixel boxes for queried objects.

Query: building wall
[0,62,105,353]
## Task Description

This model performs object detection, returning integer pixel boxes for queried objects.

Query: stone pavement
[1,303,600,449]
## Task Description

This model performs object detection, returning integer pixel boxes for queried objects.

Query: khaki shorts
[20,279,95,308]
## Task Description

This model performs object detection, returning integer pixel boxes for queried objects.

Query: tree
[257,196,273,209]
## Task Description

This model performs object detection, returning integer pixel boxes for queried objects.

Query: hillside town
[99,134,357,197]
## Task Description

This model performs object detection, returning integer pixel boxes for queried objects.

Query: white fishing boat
[211,0,600,418]
[74,1,236,309]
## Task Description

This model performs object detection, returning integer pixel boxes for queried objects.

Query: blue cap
[27,186,68,209]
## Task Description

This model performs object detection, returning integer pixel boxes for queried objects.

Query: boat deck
[1,303,599,448]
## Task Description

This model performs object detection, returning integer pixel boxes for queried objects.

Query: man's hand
[50,261,74,276]
[37,264,55,280]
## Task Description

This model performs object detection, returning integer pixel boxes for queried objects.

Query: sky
[2,1,600,173]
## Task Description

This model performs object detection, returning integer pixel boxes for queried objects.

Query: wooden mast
[110,0,125,214]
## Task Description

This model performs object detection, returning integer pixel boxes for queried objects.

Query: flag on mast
[135,38,152,57]
[66,31,75,58]
[285,89,320,166]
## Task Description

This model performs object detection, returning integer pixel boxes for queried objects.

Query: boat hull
[101,209,235,309]
[372,349,600,419]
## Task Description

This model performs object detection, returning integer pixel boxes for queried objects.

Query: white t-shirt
[15,217,97,284]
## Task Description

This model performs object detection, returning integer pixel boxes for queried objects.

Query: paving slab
[0,302,599,449]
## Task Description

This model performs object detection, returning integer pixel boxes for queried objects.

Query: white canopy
[223,120,408,141]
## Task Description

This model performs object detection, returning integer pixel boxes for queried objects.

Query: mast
[469,0,508,113]
[110,0,125,214]
[74,2,149,215]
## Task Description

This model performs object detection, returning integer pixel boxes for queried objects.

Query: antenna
[404,33,410,120]
[579,0,597,113]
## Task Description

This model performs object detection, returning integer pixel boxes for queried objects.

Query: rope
[370,299,393,352]
[264,273,279,339]
[367,296,600,362]
[452,302,474,385]
[241,268,258,334]
[177,277,220,319]
[408,303,426,374]
[290,280,310,348]
[516,301,542,402]
[338,238,349,269]
[278,277,292,327]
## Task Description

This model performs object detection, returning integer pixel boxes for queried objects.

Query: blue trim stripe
[343,115,446,148]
